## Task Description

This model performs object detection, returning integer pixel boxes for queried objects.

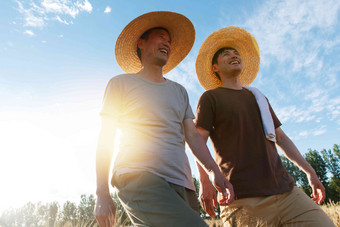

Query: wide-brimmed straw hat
[115,11,195,74]
[196,26,260,90]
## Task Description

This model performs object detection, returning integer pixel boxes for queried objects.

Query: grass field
[1,201,338,226]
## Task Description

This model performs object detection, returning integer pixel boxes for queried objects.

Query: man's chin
[155,58,168,67]
[231,67,242,74]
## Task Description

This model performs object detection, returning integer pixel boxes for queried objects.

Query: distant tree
[333,144,340,159]
[60,201,78,226]
[78,194,96,226]
[48,202,59,227]
[20,202,40,227]
[36,202,48,226]
[328,145,340,203]
[321,146,340,179]
[296,149,329,201]
[0,208,17,227]
[280,155,303,185]
[327,177,340,203]
[305,149,328,184]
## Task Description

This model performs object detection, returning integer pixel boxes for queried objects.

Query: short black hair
[211,47,237,80]
[136,27,170,61]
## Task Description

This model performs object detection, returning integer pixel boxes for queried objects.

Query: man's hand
[199,180,218,218]
[183,121,235,206]
[95,116,117,226]
[308,174,326,205]
[211,170,234,206]
[275,127,326,205]
[94,194,116,227]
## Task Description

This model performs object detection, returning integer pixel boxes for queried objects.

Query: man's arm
[94,117,117,226]
[276,127,325,204]
[183,119,234,208]
[195,127,222,218]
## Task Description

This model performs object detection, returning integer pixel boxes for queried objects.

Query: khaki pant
[220,186,335,227]
[112,171,208,227]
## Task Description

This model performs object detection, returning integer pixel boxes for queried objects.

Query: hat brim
[196,26,260,90]
[115,11,195,75]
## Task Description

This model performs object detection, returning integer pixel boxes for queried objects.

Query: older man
[93,12,233,227]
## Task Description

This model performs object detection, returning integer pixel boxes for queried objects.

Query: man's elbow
[276,135,283,145]
[185,128,200,144]
[275,128,286,146]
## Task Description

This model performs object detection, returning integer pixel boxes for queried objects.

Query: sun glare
[0,110,99,212]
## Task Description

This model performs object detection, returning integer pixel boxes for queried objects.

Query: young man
[93,12,233,227]
[195,26,335,226]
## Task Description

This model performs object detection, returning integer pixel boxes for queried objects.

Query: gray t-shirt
[101,74,195,190]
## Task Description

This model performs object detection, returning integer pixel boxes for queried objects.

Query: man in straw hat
[194,26,335,226]
[93,11,234,227]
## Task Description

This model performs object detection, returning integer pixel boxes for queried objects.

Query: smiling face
[212,47,243,79]
[137,28,172,67]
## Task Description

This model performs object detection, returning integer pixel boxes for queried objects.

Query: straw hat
[196,26,260,90]
[115,11,195,74]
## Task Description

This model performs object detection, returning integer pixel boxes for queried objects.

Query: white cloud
[242,0,340,69]
[290,125,326,140]
[41,0,92,17]
[166,56,204,97]
[55,15,69,24]
[58,34,64,38]
[104,6,111,13]
[313,126,326,136]
[76,0,92,12]
[275,105,316,124]
[327,97,340,120]
[325,73,337,87]
[273,84,336,124]
[299,131,308,137]
[16,0,92,28]
[24,30,35,36]
[17,0,45,27]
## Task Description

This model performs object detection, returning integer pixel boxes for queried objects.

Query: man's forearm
[96,148,113,196]
[276,129,316,176]
[197,161,210,183]
[95,117,116,196]
[186,129,220,175]
[191,124,219,180]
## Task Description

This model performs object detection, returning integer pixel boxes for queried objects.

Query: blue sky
[0,0,339,211]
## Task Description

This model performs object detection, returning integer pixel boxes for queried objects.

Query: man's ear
[137,38,144,50]
[212,64,219,73]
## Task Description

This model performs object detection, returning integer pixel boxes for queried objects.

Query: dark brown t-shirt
[195,87,295,199]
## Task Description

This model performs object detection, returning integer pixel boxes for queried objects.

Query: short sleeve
[195,92,215,132]
[182,87,195,120]
[267,100,282,129]
[100,78,122,119]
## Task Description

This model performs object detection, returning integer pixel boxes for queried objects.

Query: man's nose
[162,42,171,51]
[164,41,170,48]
